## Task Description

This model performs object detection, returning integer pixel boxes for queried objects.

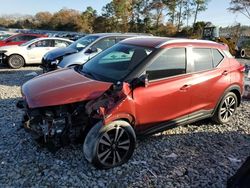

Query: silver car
[41,33,150,72]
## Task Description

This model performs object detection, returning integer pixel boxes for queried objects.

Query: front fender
[59,52,88,68]
[104,112,135,126]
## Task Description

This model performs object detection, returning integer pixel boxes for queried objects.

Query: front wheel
[83,120,136,169]
[212,92,238,124]
[8,54,25,69]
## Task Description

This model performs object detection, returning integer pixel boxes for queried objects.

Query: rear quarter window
[212,49,224,67]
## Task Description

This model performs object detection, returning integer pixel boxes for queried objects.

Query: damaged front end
[17,100,94,150]
[17,82,132,150]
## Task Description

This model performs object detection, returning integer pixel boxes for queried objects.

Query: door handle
[180,84,191,91]
[222,70,228,76]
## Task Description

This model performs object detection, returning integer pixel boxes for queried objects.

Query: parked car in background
[237,37,250,58]
[0,34,12,41]
[18,37,244,169]
[41,33,151,72]
[0,33,47,47]
[0,37,72,68]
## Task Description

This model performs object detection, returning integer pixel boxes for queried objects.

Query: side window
[18,35,31,41]
[146,48,186,80]
[30,40,53,48]
[92,38,116,51]
[11,36,22,42]
[24,35,37,41]
[212,49,224,67]
[116,37,127,43]
[193,48,213,72]
[54,40,69,48]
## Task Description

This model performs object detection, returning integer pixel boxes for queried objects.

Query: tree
[51,9,87,32]
[182,0,194,27]
[229,0,250,20]
[113,0,133,32]
[81,6,97,33]
[150,0,166,31]
[101,2,117,32]
[35,12,53,29]
[192,0,210,27]
[164,0,177,24]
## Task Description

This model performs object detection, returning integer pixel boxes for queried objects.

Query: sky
[0,0,249,27]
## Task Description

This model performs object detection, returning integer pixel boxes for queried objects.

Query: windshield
[80,43,154,83]
[69,35,99,51]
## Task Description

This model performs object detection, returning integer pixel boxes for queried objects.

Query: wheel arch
[8,53,26,64]
[213,84,242,115]
[104,113,136,128]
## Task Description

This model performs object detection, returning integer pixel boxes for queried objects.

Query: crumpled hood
[22,68,112,108]
[43,47,78,61]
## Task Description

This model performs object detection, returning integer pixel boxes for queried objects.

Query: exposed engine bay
[17,82,129,151]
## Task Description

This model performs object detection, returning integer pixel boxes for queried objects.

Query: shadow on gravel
[0,65,42,87]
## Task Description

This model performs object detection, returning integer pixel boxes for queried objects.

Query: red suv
[17,37,244,169]
[0,33,47,47]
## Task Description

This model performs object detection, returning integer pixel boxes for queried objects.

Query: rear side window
[212,49,224,67]
[93,38,116,51]
[54,40,70,48]
[146,48,186,80]
[24,35,38,41]
[30,40,54,48]
[193,48,213,72]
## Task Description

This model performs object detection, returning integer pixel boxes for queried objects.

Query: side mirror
[85,46,98,54]
[5,39,11,43]
[131,74,149,89]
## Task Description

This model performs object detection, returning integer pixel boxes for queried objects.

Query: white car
[0,37,73,69]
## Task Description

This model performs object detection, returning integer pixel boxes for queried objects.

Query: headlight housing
[51,59,59,65]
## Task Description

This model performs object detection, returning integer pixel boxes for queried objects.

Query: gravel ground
[0,60,250,187]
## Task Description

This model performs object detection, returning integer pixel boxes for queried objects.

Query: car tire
[83,120,136,169]
[8,54,25,69]
[240,49,246,58]
[212,92,238,124]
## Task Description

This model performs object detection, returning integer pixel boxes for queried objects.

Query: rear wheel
[212,92,238,124]
[240,49,246,58]
[8,54,25,69]
[83,120,136,169]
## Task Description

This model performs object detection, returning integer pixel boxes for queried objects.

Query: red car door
[132,48,193,132]
[188,48,230,114]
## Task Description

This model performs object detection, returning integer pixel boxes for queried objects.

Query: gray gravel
[0,60,250,187]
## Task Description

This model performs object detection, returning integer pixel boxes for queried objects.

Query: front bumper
[41,58,58,73]
[0,53,7,64]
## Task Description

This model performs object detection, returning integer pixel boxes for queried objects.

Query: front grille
[41,58,58,73]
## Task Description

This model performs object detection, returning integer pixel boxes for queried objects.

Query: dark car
[18,37,244,169]
[41,33,151,73]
